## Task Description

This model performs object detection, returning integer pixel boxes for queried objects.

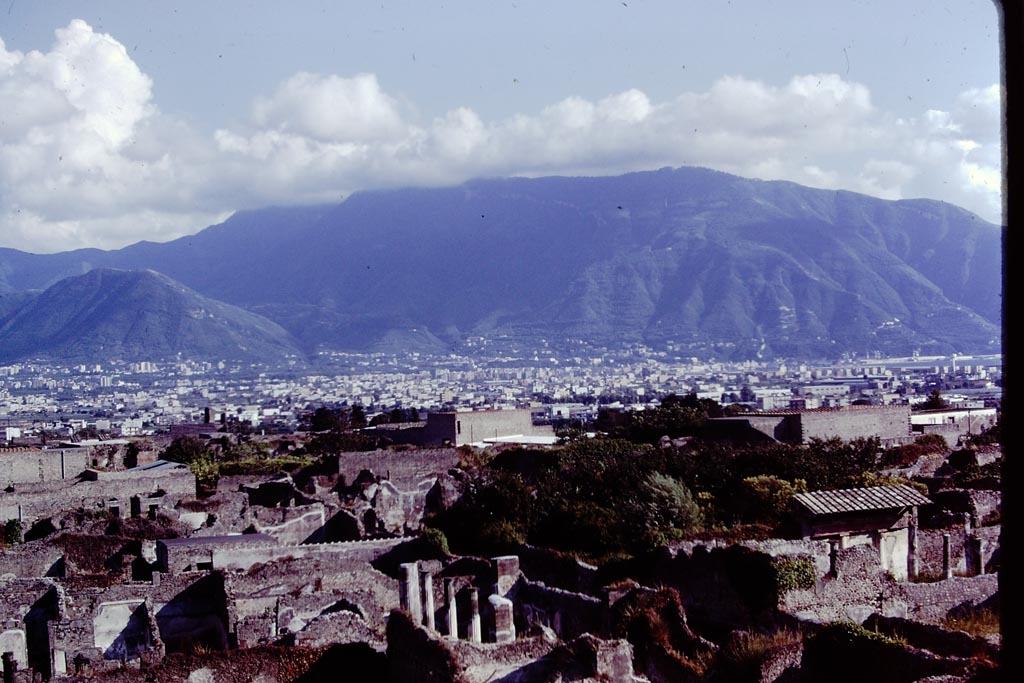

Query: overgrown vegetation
[431,430,904,561]
[593,392,725,444]
[965,418,1001,447]
[713,628,803,682]
[2,518,23,545]
[880,433,949,468]
[801,622,915,683]
[614,588,715,679]
[772,557,817,594]
[942,604,1001,637]
[160,405,390,488]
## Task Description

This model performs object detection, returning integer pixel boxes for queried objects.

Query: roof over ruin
[792,485,932,516]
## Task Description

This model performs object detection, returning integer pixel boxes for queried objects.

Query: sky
[0,0,1005,254]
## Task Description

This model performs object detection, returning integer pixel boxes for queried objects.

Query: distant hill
[0,268,304,364]
[0,167,1002,361]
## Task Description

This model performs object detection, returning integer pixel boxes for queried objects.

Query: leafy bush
[419,526,451,558]
[188,456,221,489]
[161,435,211,465]
[772,556,817,594]
[3,518,23,545]
[914,433,949,452]
[737,475,806,526]
[634,473,704,550]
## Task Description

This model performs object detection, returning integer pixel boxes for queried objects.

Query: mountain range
[0,269,303,364]
[0,166,1002,363]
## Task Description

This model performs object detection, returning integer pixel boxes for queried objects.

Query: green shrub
[3,519,23,545]
[913,433,948,452]
[737,475,806,526]
[419,526,451,558]
[772,556,817,594]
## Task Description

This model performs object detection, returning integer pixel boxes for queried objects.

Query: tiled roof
[792,485,931,516]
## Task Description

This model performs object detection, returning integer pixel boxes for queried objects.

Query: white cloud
[0,20,1005,254]
[251,72,407,142]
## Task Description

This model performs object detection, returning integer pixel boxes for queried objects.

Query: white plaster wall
[839,533,874,550]
[880,528,910,581]
[0,628,27,668]
[93,599,146,660]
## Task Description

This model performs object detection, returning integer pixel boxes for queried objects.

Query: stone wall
[779,544,998,626]
[0,572,233,678]
[0,578,57,673]
[782,545,909,624]
[0,468,195,528]
[516,581,606,641]
[0,448,90,485]
[0,540,64,579]
[384,608,636,683]
[332,448,460,489]
[862,613,1000,661]
[158,536,406,574]
[712,405,912,445]
[901,574,999,624]
[228,556,399,649]
[512,544,600,594]
[380,410,552,448]
[248,504,328,544]
[798,405,910,444]
[448,410,552,447]
[917,527,969,578]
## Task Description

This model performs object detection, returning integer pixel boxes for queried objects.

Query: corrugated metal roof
[129,459,188,472]
[792,485,931,516]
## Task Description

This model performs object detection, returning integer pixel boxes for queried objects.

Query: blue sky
[0,1,1004,253]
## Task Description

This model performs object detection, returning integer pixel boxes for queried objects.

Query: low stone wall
[901,574,999,624]
[516,581,606,641]
[249,504,328,544]
[0,541,64,579]
[863,613,1000,660]
[333,449,460,490]
[159,536,406,574]
[229,559,399,637]
[0,470,195,528]
[512,543,600,594]
[384,608,632,683]
[212,537,406,573]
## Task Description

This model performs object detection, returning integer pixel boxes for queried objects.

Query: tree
[349,404,368,429]
[161,436,210,465]
[736,475,807,527]
[635,473,704,549]
[305,406,349,433]
[918,389,949,411]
